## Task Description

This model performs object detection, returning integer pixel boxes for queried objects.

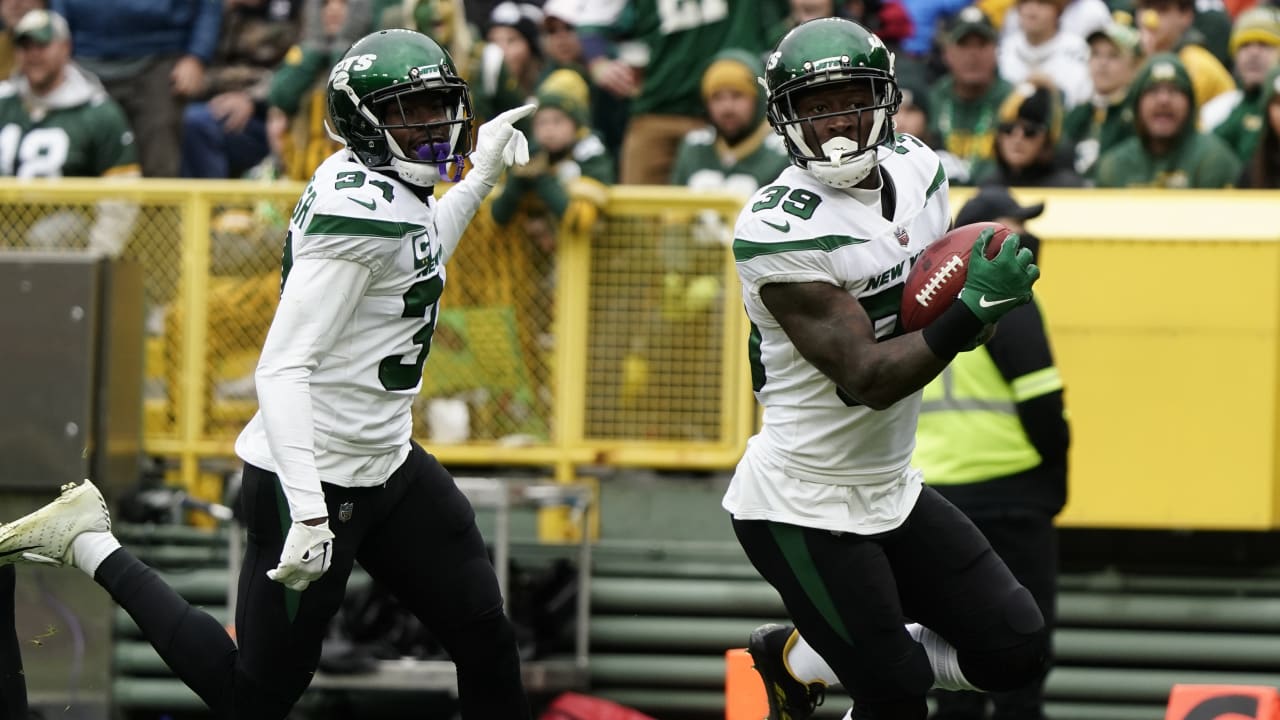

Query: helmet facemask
[769,73,900,188]
[361,81,474,186]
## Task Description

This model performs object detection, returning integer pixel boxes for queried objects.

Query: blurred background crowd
[2,0,1277,206]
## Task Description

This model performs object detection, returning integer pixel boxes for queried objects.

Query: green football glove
[958,228,1040,325]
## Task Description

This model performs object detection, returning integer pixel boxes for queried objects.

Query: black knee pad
[960,585,1050,692]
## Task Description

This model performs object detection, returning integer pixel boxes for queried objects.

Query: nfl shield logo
[338,502,354,523]
[894,225,910,247]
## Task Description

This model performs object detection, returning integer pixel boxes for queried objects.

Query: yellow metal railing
[0,178,754,497]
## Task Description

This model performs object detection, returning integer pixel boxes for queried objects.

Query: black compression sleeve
[921,300,985,360]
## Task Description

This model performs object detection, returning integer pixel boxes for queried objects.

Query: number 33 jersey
[236,151,450,486]
[725,139,950,533]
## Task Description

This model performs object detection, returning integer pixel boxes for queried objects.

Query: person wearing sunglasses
[978,77,1087,187]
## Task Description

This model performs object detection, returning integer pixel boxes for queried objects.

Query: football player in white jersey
[724,18,1047,720]
[0,29,537,719]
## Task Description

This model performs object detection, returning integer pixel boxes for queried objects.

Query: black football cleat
[747,623,825,720]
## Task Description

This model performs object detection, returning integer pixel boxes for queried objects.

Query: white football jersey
[236,151,454,488]
[723,136,951,533]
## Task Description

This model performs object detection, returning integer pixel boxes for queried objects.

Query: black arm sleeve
[985,301,1070,468]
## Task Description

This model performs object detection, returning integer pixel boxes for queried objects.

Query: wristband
[920,299,985,360]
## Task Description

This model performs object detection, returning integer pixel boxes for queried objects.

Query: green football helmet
[764,18,900,188]
[327,29,474,185]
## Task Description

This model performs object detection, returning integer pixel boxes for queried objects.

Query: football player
[0,29,536,719]
[723,17,1045,720]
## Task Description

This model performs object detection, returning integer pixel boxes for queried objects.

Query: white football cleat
[0,480,111,567]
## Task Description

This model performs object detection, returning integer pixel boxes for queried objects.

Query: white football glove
[470,103,537,185]
[267,520,335,592]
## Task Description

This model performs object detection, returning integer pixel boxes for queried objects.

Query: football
[899,222,1013,332]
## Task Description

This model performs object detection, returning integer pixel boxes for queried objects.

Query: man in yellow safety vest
[916,186,1071,720]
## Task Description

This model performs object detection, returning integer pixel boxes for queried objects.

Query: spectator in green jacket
[1203,6,1280,164]
[670,49,790,198]
[490,68,614,239]
[1239,65,1280,187]
[667,47,788,339]
[928,7,1013,185]
[1061,18,1141,177]
[1095,52,1242,187]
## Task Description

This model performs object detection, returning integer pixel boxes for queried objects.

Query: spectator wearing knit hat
[1203,5,1280,162]
[1061,17,1141,177]
[1095,52,1242,186]
[669,48,790,256]
[978,77,1088,185]
[490,68,614,238]
[999,0,1094,108]
[670,49,789,194]
[486,1,544,103]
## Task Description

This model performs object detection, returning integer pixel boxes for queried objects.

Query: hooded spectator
[1095,52,1242,186]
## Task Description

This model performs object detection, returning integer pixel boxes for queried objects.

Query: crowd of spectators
[0,0,1277,195]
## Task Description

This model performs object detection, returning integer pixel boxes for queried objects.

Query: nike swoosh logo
[762,219,790,233]
[347,197,376,211]
[978,295,1018,308]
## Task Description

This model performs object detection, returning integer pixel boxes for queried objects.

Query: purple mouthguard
[415,141,463,182]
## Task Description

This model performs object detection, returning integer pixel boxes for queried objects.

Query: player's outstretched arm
[436,103,537,262]
[762,281,952,410]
